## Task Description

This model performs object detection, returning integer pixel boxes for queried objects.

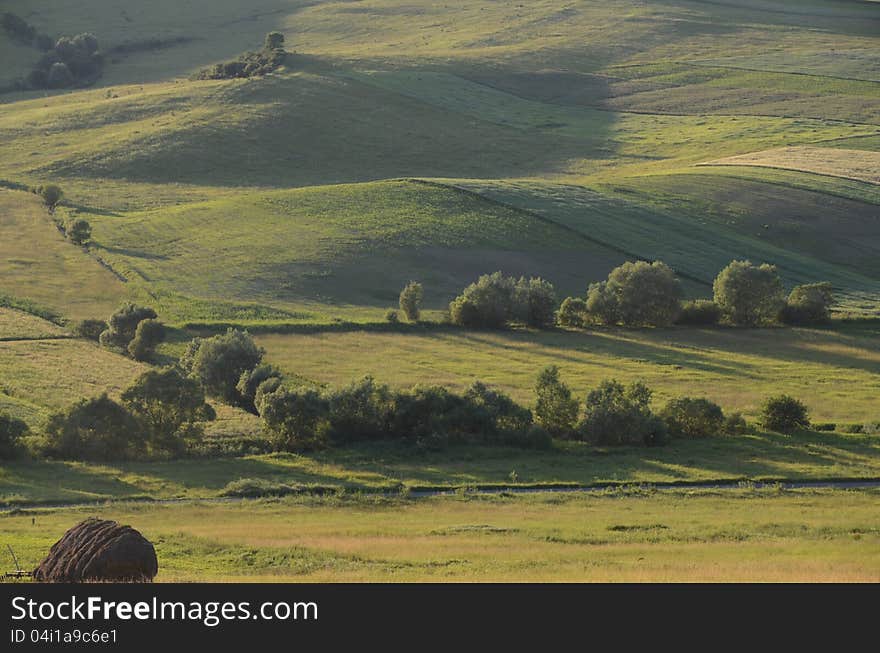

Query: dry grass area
[700,146,880,185]
[0,309,68,340]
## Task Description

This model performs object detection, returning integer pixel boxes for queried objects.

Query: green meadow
[0,0,878,580]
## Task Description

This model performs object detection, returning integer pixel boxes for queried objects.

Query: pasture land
[702,146,880,185]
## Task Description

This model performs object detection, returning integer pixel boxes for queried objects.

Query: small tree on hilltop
[713,260,784,327]
[38,184,63,211]
[65,217,92,245]
[399,281,423,322]
[533,365,578,437]
[759,395,810,433]
[264,31,285,50]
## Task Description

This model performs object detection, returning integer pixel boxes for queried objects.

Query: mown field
[2,489,879,582]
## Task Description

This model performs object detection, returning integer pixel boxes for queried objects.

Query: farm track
[3,477,879,513]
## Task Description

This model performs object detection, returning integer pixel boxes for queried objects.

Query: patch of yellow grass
[699,146,880,185]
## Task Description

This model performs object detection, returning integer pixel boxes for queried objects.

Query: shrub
[44,394,146,461]
[65,217,91,245]
[38,184,63,211]
[254,376,284,415]
[220,478,300,498]
[0,412,29,459]
[463,381,533,441]
[579,380,666,446]
[512,277,557,328]
[533,365,578,437]
[838,423,864,434]
[585,260,682,327]
[676,299,721,326]
[713,260,784,326]
[759,395,810,432]
[73,318,107,341]
[449,272,515,328]
[779,282,835,325]
[121,367,215,455]
[193,35,286,80]
[556,297,588,328]
[326,376,395,443]
[812,422,836,432]
[722,412,749,435]
[127,318,165,361]
[264,31,285,50]
[180,329,264,404]
[236,364,284,415]
[660,397,724,439]
[385,309,399,324]
[389,385,473,441]
[99,303,157,350]
[46,62,74,88]
[259,387,329,451]
[399,281,423,322]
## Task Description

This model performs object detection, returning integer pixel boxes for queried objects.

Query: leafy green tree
[660,397,724,439]
[44,394,146,461]
[99,303,158,350]
[464,381,532,439]
[713,260,784,326]
[780,282,835,325]
[127,318,165,361]
[264,31,285,50]
[585,260,682,326]
[513,276,557,328]
[556,296,588,328]
[399,281,423,322]
[759,395,810,432]
[38,184,63,211]
[180,329,264,404]
[122,367,215,455]
[579,379,666,446]
[675,299,721,326]
[65,217,91,245]
[0,412,29,459]
[236,364,284,415]
[46,62,74,88]
[449,272,515,328]
[260,387,329,451]
[73,318,107,341]
[326,376,395,443]
[533,365,578,437]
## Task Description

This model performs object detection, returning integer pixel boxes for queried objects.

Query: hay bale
[33,518,158,582]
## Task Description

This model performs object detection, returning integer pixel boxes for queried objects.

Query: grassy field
[1,489,878,581]
[702,146,880,185]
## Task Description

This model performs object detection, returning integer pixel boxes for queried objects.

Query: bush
[390,385,473,441]
[722,412,748,435]
[326,376,395,443]
[44,394,146,461]
[579,380,666,446]
[675,299,721,326]
[259,387,329,451]
[127,318,165,361]
[193,35,287,80]
[65,217,91,245]
[838,423,864,434]
[399,281,423,322]
[264,31,285,50]
[38,184,63,211]
[463,381,533,441]
[99,303,157,350]
[812,422,836,432]
[180,329,264,404]
[385,309,399,323]
[660,397,724,439]
[512,277,557,328]
[585,260,682,327]
[0,412,29,459]
[779,282,835,325]
[713,260,784,326]
[236,364,284,415]
[533,365,578,437]
[449,272,515,328]
[121,367,215,455]
[73,318,107,341]
[759,395,810,432]
[220,478,300,498]
[46,62,74,88]
[556,297,588,328]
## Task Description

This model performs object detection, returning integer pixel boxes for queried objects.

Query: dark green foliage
[579,379,666,446]
[65,217,92,245]
[813,422,836,432]
[0,412,29,459]
[253,376,283,415]
[24,33,103,89]
[326,376,395,443]
[384,309,399,323]
[38,184,63,211]
[99,303,158,350]
[556,296,588,328]
[237,364,284,414]
[585,260,682,327]
[264,31,285,50]
[73,318,107,341]
[838,423,864,434]
[449,272,557,329]
[660,397,724,439]
[44,394,146,461]
[259,387,329,451]
[759,395,810,432]
[127,318,166,362]
[676,299,721,326]
[713,260,784,326]
[399,281,423,322]
[533,365,578,437]
[2,12,36,43]
[512,276,557,328]
[193,34,287,80]
[180,328,264,404]
[121,367,215,455]
[722,412,749,435]
[779,282,835,325]
[463,381,533,441]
